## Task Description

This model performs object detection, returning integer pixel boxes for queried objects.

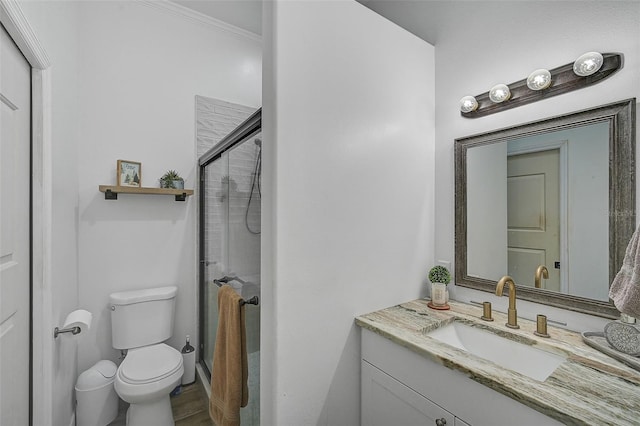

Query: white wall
[467,142,507,281]
[566,123,610,299]
[263,1,435,425]
[20,2,261,425]
[434,1,640,331]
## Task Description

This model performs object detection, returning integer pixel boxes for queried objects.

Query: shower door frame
[198,108,261,379]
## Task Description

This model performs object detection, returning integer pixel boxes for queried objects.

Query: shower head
[254,138,262,147]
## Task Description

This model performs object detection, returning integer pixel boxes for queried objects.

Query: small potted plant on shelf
[428,265,451,310]
[159,170,184,189]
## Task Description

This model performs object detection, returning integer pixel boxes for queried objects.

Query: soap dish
[582,331,640,373]
[604,322,640,356]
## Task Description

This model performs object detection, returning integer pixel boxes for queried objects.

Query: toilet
[110,286,184,426]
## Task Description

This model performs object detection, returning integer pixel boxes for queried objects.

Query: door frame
[0,1,52,425]
[507,139,569,293]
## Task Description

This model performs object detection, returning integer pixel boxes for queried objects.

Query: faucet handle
[481,301,494,321]
[534,314,550,338]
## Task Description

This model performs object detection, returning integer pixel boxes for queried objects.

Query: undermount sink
[427,321,566,381]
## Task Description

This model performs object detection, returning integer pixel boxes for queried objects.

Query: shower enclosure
[199,110,261,425]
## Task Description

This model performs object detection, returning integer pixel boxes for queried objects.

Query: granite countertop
[355,299,640,425]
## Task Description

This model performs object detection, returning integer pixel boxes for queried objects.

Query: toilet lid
[119,343,183,385]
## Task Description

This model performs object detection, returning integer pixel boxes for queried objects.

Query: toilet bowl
[115,344,184,426]
[109,286,182,426]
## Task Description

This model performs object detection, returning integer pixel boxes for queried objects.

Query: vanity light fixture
[489,84,511,103]
[460,52,623,118]
[526,69,552,90]
[459,96,479,113]
[573,51,604,76]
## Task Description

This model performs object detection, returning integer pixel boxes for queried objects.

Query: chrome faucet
[535,265,549,289]
[496,276,519,329]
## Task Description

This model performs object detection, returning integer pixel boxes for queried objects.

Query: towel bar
[213,275,246,285]
[213,278,259,306]
[241,296,259,306]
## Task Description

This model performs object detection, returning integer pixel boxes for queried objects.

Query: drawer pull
[435,418,447,426]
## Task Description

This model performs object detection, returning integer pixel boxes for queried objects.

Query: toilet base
[126,395,175,426]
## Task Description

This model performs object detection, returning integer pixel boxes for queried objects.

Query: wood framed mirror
[455,98,636,318]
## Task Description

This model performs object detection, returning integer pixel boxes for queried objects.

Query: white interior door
[0,23,31,426]
[507,149,560,291]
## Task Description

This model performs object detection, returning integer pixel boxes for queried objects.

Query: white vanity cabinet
[362,361,469,426]
[361,328,561,426]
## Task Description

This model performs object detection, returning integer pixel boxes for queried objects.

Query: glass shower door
[201,131,261,425]
[202,151,227,376]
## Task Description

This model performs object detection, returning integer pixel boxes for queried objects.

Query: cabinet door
[362,361,455,426]
[455,417,471,426]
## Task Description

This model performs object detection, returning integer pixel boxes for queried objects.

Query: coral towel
[610,225,640,318]
[210,285,248,426]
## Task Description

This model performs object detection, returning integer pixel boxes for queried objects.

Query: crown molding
[139,0,261,44]
[0,0,51,69]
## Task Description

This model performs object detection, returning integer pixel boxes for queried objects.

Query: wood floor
[172,374,214,426]
[109,374,213,426]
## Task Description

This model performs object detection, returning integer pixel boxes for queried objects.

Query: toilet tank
[110,286,177,350]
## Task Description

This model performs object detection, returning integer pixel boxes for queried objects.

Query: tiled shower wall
[196,96,257,158]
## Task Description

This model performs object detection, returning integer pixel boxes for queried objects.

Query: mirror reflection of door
[507,149,561,291]
[460,105,629,316]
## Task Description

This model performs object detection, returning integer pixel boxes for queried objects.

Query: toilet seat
[119,343,182,385]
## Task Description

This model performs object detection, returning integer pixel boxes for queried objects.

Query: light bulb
[489,84,511,103]
[573,52,603,76]
[459,96,478,113]
[526,69,552,90]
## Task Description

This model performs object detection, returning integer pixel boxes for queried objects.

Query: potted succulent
[159,170,184,189]
[428,265,451,309]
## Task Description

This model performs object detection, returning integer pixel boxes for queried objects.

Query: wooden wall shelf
[99,185,194,201]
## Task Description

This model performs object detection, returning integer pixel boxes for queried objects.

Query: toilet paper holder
[54,309,92,338]
[54,326,82,338]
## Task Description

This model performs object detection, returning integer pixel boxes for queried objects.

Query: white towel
[609,225,640,318]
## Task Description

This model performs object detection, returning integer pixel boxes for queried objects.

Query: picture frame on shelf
[117,160,141,187]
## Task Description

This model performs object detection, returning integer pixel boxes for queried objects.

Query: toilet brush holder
[181,335,196,385]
